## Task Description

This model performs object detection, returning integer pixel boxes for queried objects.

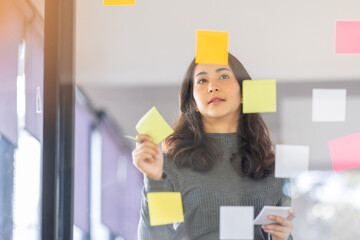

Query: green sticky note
[242,79,277,113]
[147,192,184,226]
[135,106,173,144]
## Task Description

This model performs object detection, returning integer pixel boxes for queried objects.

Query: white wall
[76,0,360,87]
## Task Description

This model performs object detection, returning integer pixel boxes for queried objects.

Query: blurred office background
[1,0,360,239]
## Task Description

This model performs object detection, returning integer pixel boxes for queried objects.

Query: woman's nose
[209,85,219,92]
[208,82,219,93]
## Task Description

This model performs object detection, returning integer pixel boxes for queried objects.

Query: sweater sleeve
[276,178,293,240]
[137,155,176,240]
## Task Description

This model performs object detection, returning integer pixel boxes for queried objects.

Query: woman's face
[192,63,242,122]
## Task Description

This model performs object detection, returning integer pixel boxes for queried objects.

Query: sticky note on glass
[275,145,309,178]
[147,192,184,226]
[136,106,173,144]
[220,206,254,240]
[328,132,360,172]
[104,0,135,5]
[335,21,360,54]
[242,79,277,113]
[196,30,228,65]
[312,89,346,122]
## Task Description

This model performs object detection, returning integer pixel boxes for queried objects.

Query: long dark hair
[164,53,274,179]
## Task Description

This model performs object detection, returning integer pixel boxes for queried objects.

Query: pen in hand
[124,135,144,143]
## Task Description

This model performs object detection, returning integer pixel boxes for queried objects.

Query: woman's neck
[202,116,238,133]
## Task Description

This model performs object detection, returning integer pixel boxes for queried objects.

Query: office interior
[1,0,360,239]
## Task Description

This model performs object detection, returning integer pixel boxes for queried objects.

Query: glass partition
[74,1,360,239]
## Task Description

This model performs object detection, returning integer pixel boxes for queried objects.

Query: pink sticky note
[328,132,360,171]
[335,21,360,54]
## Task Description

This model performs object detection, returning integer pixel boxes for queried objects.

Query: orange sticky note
[328,132,360,171]
[147,192,184,226]
[196,30,228,65]
[335,21,360,54]
[104,0,135,5]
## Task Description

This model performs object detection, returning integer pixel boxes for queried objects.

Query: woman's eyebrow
[216,68,231,73]
[195,71,207,78]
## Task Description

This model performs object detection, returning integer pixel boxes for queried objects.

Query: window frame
[42,0,76,239]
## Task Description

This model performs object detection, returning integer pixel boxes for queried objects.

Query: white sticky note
[253,206,291,225]
[275,144,309,178]
[312,89,346,122]
[220,206,254,240]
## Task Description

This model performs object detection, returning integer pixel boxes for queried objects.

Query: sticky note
[104,0,135,5]
[220,206,254,240]
[254,206,291,225]
[328,132,360,172]
[136,106,173,144]
[275,144,309,178]
[147,192,184,226]
[312,89,346,122]
[335,21,360,54]
[242,79,277,113]
[196,30,228,65]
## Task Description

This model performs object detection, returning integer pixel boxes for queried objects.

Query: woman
[132,53,295,240]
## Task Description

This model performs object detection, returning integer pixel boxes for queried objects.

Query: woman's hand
[132,134,164,181]
[261,209,296,240]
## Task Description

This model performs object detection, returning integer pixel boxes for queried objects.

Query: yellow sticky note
[196,30,228,65]
[135,106,173,144]
[242,79,277,113]
[148,192,184,226]
[104,0,135,5]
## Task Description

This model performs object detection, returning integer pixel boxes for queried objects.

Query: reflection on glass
[12,41,41,240]
[90,130,110,239]
[13,130,41,240]
[292,170,360,239]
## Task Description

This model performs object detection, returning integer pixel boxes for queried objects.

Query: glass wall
[74,1,360,239]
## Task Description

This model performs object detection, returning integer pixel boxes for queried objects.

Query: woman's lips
[208,97,226,104]
[209,100,225,105]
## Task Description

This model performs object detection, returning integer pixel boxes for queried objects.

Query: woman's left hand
[261,209,296,240]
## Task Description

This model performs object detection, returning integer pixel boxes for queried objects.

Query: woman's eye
[198,79,207,84]
[219,74,229,80]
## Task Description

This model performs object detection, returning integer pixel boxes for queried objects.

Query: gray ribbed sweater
[138,133,291,240]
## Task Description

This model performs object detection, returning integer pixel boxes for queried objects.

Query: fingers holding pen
[136,134,153,145]
[133,135,160,160]
[131,134,164,180]
[134,143,160,161]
